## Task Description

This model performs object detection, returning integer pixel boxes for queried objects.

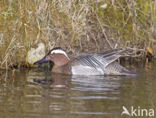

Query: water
[0,62,156,118]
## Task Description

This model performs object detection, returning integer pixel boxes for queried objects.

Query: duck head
[34,47,70,67]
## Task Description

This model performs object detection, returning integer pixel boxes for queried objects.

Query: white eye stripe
[51,49,70,60]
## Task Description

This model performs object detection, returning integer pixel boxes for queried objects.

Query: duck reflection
[49,73,71,89]
[26,70,123,116]
[27,68,122,92]
[26,69,71,89]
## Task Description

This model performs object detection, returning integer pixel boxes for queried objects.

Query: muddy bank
[0,0,155,69]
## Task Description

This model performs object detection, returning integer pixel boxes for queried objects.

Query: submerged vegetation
[0,0,156,69]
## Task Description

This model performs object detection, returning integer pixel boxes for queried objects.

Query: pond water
[0,61,156,118]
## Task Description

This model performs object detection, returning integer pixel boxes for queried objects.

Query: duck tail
[121,68,138,76]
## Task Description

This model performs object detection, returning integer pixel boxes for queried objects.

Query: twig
[95,12,113,49]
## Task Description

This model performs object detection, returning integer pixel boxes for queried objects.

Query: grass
[0,0,155,69]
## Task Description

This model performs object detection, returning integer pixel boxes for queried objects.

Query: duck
[34,47,136,76]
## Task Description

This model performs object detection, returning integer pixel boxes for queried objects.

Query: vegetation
[0,0,155,69]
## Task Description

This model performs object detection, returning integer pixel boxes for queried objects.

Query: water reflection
[0,62,156,118]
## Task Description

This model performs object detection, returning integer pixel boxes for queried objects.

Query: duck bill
[34,56,50,65]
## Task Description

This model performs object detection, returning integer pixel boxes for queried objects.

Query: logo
[121,106,154,117]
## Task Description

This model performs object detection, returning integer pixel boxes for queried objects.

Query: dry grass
[0,0,155,68]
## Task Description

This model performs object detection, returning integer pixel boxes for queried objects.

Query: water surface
[0,62,156,118]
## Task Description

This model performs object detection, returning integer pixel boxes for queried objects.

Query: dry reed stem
[0,0,155,68]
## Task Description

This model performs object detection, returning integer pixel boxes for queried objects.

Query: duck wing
[73,48,129,70]
[73,55,103,69]
[93,48,129,68]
